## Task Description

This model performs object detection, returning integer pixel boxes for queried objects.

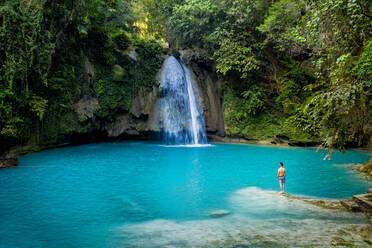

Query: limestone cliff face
[151,52,225,138]
[181,51,225,137]
[62,52,225,142]
[104,87,160,138]
[104,52,226,139]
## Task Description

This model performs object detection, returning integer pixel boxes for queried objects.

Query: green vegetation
[0,0,371,154]
[144,0,371,149]
[0,0,163,153]
[358,158,372,177]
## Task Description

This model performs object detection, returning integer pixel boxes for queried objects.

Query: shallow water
[0,142,371,247]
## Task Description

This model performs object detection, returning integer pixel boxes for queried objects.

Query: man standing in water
[277,162,286,194]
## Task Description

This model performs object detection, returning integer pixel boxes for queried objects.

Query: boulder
[340,199,361,212]
[352,193,372,217]
[0,157,18,168]
[357,159,372,178]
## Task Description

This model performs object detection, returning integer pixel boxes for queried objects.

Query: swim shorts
[278,176,285,184]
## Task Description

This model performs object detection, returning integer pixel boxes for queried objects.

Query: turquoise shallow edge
[0,141,371,247]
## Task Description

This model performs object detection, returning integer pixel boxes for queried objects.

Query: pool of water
[0,142,371,247]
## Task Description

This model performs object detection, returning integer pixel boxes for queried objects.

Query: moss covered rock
[358,159,372,178]
[112,64,126,81]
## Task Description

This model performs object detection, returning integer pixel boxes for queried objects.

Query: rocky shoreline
[208,134,321,147]
[282,189,372,219]
[0,157,18,168]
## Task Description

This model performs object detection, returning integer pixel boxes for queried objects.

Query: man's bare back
[278,167,286,176]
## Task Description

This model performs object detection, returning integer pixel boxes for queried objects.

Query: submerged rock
[303,199,345,210]
[208,210,230,217]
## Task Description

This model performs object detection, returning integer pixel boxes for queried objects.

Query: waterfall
[159,55,208,145]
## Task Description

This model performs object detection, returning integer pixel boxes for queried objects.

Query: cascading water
[159,55,208,145]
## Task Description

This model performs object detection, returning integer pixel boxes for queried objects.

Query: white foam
[116,187,371,247]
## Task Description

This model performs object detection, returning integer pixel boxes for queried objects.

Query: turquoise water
[0,142,371,247]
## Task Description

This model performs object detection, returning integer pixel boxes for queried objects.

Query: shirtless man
[277,162,286,194]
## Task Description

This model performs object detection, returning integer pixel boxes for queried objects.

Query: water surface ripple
[0,142,371,247]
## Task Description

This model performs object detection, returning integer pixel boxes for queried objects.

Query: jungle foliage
[0,0,163,152]
[143,0,372,149]
[1,0,371,152]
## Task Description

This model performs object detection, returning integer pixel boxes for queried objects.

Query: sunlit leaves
[214,40,260,77]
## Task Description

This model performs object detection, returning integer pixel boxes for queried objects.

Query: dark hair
[280,162,283,166]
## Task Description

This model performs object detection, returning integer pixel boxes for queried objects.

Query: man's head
[280,162,283,167]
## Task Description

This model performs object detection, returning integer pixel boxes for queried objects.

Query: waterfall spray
[159,56,207,145]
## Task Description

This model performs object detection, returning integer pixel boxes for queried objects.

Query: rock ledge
[0,157,18,168]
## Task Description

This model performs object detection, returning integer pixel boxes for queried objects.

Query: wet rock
[304,199,345,210]
[367,189,372,193]
[354,226,372,244]
[104,85,159,138]
[208,210,230,217]
[281,195,348,211]
[357,159,372,178]
[271,135,290,144]
[288,141,321,147]
[353,193,372,217]
[105,114,145,137]
[340,199,362,212]
[73,96,100,121]
[130,88,158,118]
[83,54,95,94]
[180,49,225,137]
[0,157,18,168]
[208,135,258,144]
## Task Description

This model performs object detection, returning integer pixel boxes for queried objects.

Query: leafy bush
[112,31,130,51]
[132,38,164,93]
[0,1,53,138]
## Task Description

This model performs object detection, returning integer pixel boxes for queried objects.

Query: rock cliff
[181,50,225,137]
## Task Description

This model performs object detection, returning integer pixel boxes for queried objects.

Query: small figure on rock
[277,162,286,194]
